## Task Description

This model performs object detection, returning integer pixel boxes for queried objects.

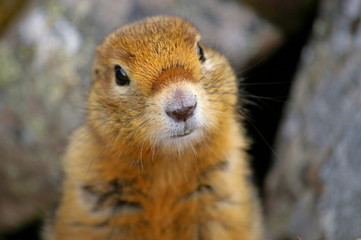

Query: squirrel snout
[166,103,197,122]
[164,88,197,122]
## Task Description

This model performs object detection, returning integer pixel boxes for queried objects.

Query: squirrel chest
[45,16,263,240]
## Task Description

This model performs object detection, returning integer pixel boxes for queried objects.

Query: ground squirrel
[44,16,264,240]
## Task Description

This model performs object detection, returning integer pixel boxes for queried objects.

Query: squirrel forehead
[97,16,201,60]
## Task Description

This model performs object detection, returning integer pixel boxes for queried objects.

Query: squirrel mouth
[172,128,193,138]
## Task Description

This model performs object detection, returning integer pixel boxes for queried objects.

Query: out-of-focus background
[0,0,360,239]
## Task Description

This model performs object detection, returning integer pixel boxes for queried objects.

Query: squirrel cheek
[112,84,130,95]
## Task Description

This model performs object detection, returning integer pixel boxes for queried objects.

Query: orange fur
[152,67,194,92]
[43,16,264,240]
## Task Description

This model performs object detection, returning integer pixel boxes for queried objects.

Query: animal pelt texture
[266,0,361,239]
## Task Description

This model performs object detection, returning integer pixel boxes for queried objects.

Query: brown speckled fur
[43,16,264,240]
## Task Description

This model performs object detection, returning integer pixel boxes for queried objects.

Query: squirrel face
[88,16,238,157]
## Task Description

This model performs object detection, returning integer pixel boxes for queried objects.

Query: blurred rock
[0,0,281,232]
[266,0,361,239]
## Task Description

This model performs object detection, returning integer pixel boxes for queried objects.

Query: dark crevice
[241,2,320,199]
[0,217,42,240]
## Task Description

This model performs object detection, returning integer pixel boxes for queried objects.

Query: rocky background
[266,0,361,239]
[0,0,360,240]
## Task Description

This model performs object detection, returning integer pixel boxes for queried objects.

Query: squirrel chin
[159,127,205,150]
[171,128,193,138]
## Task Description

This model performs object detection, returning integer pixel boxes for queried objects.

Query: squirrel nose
[164,87,197,122]
[166,103,197,122]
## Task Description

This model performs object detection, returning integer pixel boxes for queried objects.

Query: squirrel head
[87,16,238,159]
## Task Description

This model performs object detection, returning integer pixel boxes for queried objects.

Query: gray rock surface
[266,0,361,239]
[0,0,281,231]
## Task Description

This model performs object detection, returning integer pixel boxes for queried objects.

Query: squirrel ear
[92,68,99,82]
[92,58,101,82]
[96,46,102,55]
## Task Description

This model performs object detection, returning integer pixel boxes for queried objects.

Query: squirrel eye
[114,65,130,86]
[196,43,206,63]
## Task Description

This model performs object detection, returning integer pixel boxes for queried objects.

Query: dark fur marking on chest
[180,184,215,201]
[82,179,143,212]
[200,160,229,177]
